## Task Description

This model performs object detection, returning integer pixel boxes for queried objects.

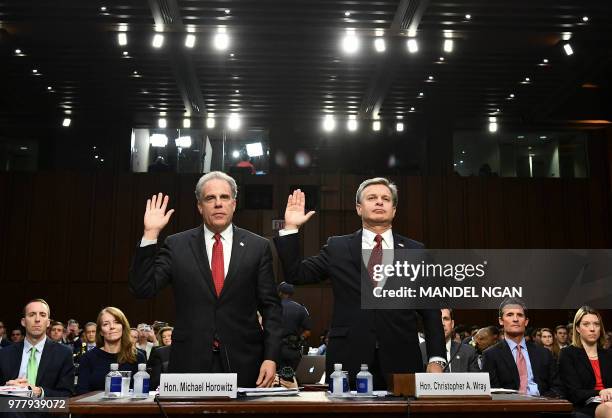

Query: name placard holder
[389,373,491,399]
[159,373,238,399]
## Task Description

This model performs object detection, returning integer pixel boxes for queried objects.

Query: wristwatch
[428,360,447,369]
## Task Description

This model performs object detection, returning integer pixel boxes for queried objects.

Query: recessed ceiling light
[47,86,52,90]
[224,9,230,14]
[62,118,71,127]
[407,38,418,53]
[122,51,128,56]
[582,16,589,22]
[32,69,38,73]
[100,6,107,11]
[543,58,549,63]
[439,57,445,62]
[118,32,127,46]
[152,34,164,48]
[465,14,471,20]
[344,11,351,17]
[14,49,22,54]
[563,43,574,56]
[230,53,234,57]
[443,39,453,53]
[185,33,196,48]
[235,89,239,93]
[509,93,515,98]
[517,135,525,139]
[410,107,415,112]
[342,29,360,54]
[539,135,547,139]
[418,92,424,98]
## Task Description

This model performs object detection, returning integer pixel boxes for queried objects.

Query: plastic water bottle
[356,364,373,395]
[329,363,344,396]
[133,364,150,398]
[105,363,122,398]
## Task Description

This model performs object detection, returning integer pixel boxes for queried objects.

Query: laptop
[295,355,326,385]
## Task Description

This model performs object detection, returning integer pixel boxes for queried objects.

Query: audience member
[556,325,570,349]
[540,328,560,361]
[0,299,74,398]
[317,330,329,355]
[559,306,612,417]
[278,281,312,371]
[605,332,612,350]
[483,297,561,397]
[157,326,173,347]
[420,309,479,372]
[10,328,24,343]
[76,307,146,395]
[0,321,11,347]
[74,322,98,363]
[531,328,542,345]
[147,344,171,390]
[136,323,155,360]
[129,328,139,345]
[49,321,66,344]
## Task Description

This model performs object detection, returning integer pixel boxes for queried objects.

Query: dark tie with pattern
[367,234,383,286]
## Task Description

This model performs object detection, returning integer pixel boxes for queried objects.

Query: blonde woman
[559,306,612,418]
[540,328,560,361]
[76,307,146,395]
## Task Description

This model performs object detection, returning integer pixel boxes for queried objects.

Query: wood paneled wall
[0,172,610,345]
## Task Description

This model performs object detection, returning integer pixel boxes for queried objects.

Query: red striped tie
[212,233,225,296]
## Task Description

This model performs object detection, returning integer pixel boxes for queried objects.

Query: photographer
[278,282,311,373]
[135,323,156,360]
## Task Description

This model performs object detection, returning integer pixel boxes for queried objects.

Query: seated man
[147,345,171,390]
[420,309,480,372]
[471,326,500,369]
[483,297,561,397]
[0,299,74,397]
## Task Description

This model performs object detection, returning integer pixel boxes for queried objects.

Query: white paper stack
[0,386,33,397]
[237,387,299,397]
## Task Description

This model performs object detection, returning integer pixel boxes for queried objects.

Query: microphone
[442,343,462,373]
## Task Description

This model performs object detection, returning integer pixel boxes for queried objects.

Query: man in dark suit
[147,345,171,390]
[0,321,11,347]
[420,309,480,372]
[129,171,282,388]
[483,297,561,397]
[274,177,446,389]
[0,299,74,397]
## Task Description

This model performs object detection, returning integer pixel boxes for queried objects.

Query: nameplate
[159,373,237,399]
[414,373,491,398]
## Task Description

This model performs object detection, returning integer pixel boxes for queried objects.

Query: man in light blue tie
[0,299,74,398]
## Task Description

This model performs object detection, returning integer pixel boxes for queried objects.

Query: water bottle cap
[361,364,368,370]
[138,363,147,371]
[110,363,119,370]
[334,363,342,370]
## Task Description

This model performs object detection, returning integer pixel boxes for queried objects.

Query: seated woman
[76,307,147,395]
[147,326,173,390]
[559,306,612,418]
[540,328,560,361]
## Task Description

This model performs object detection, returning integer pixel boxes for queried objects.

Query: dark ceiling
[0,0,611,132]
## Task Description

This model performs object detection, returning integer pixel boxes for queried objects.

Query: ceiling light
[375,29,384,37]
[543,58,549,63]
[152,34,164,48]
[118,32,127,46]
[582,16,589,22]
[323,115,336,132]
[562,32,572,41]
[347,115,358,131]
[342,29,359,54]
[410,107,415,112]
[62,118,71,127]
[122,51,129,56]
[539,135,547,139]
[509,93,515,98]
[488,117,498,132]
[443,39,453,53]
[185,34,196,48]
[225,9,230,14]
[246,142,264,157]
[525,77,530,82]
[396,122,404,132]
[232,150,240,159]
[418,92,424,98]
[32,69,38,74]
[372,120,381,131]
[235,89,239,93]
[344,11,351,17]
[149,134,168,147]
[175,136,192,148]
[427,75,434,82]
[213,27,230,50]
[465,14,471,20]
[206,114,216,128]
[100,6,107,11]
[374,37,386,52]
[438,56,445,62]
[14,49,22,55]
[158,118,167,128]
[47,86,52,90]
[227,113,241,130]
[183,118,191,128]
[517,135,525,139]
[563,43,574,56]
[407,38,418,53]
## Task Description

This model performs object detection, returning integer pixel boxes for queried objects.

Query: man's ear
[21,318,25,328]
[197,201,203,215]
[498,317,504,327]
[356,204,362,217]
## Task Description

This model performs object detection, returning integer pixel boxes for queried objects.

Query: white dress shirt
[18,337,46,380]
[141,224,233,278]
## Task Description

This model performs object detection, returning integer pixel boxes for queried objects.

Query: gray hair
[498,297,528,318]
[355,177,398,207]
[194,171,238,201]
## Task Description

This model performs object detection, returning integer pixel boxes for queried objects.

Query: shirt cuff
[278,229,299,236]
[428,356,447,364]
[140,238,158,247]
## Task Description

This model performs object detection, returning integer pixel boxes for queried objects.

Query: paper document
[490,388,518,394]
[238,387,299,397]
[0,386,33,397]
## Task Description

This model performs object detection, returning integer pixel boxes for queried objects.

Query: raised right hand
[284,189,315,230]
[143,193,175,240]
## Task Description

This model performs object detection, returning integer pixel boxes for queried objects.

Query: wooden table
[70,391,573,418]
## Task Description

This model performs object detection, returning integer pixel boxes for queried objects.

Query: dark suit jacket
[274,230,445,386]
[558,345,612,406]
[0,337,10,348]
[129,225,283,387]
[482,339,561,397]
[147,345,171,390]
[0,338,74,397]
[420,340,480,372]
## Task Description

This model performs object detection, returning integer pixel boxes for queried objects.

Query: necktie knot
[214,233,221,243]
[374,234,383,246]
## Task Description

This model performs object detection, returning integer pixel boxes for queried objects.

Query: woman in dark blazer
[559,306,612,418]
[76,307,146,395]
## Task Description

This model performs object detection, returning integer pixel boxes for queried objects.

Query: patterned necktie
[27,347,38,386]
[212,233,225,296]
[516,345,528,394]
[367,235,383,286]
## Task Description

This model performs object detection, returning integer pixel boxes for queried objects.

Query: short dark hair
[555,324,568,333]
[441,308,454,320]
[498,297,528,318]
[486,325,500,336]
[50,321,64,329]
